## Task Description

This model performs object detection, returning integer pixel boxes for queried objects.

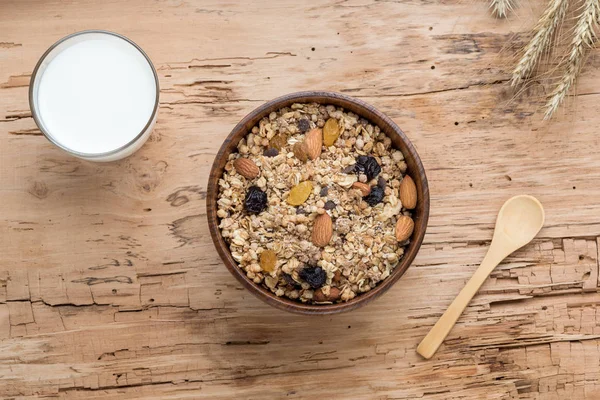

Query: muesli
[217,103,417,304]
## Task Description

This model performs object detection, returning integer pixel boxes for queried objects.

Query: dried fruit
[305,128,323,160]
[399,175,417,209]
[395,215,414,242]
[363,185,384,206]
[260,249,277,273]
[293,141,309,162]
[287,181,313,206]
[283,273,299,287]
[324,200,336,210]
[377,176,387,189]
[354,156,381,181]
[298,118,311,133]
[233,157,260,179]
[342,165,356,174]
[352,182,371,196]
[319,186,329,196]
[333,270,342,283]
[311,213,333,247]
[244,186,268,214]
[299,266,326,289]
[313,287,341,302]
[323,118,341,146]
[269,133,288,150]
[263,148,279,157]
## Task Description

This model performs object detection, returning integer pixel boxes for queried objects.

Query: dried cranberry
[299,266,326,289]
[363,185,384,206]
[355,155,381,181]
[244,186,268,214]
[298,119,311,133]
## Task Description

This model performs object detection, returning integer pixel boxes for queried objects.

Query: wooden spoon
[416,195,545,359]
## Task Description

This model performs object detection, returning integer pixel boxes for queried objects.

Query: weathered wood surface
[2,0,600,398]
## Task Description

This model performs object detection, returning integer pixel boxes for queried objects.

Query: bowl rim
[206,91,430,315]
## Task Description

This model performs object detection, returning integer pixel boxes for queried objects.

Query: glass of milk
[29,30,159,162]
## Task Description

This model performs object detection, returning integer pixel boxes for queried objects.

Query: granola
[217,103,414,304]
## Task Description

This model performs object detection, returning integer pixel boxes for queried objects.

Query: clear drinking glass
[29,30,160,162]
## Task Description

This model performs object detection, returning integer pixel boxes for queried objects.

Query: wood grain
[2,0,600,398]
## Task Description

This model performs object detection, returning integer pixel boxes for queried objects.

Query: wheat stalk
[491,0,513,18]
[545,0,600,118]
[511,0,569,87]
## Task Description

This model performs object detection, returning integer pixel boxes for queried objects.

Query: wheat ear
[545,0,600,119]
[491,0,513,18]
[511,0,569,87]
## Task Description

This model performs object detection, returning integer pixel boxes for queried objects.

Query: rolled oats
[217,103,415,304]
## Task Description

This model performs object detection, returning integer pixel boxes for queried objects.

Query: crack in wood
[0,42,22,48]
[8,128,42,136]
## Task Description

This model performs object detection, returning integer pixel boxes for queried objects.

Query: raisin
[287,181,313,206]
[363,185,384,206]
[269,133,288,150]
[354,158,366,175]
[323,118,341,146]
[293,142,308,162]
[296,207,307,215]
[324,200,336,210]
[298,118,311,133]
[342,165,355,174]
[299,266,326,289]
[244,186,268,214]
[263,148,279,157]
[377,176,387,189]
[283,273,298,287]
[355,156,381,181]
[319,186,329,196]
[259,250,277,273]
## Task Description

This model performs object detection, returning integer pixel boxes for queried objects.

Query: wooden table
[2,1,600,398]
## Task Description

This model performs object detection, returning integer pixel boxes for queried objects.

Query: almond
[233,157,260,179]
[311,213,333,247]
[352,182,371,196]
[399,175,417,209]
[395,215,414,242]
[293,141,309,162]
[313,286,341,302]
[304,128,323,160]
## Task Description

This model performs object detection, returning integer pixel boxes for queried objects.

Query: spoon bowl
[493,195,545,255]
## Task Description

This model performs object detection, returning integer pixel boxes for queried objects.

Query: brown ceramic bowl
[207,91,429,315]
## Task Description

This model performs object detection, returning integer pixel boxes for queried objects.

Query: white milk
[32,31,158,161]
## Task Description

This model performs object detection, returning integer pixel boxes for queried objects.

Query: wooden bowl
[207,91,430,315]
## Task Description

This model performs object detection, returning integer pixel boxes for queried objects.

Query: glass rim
[28,29,160,159]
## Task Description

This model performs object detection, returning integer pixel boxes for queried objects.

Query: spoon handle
[416,248,506,359]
